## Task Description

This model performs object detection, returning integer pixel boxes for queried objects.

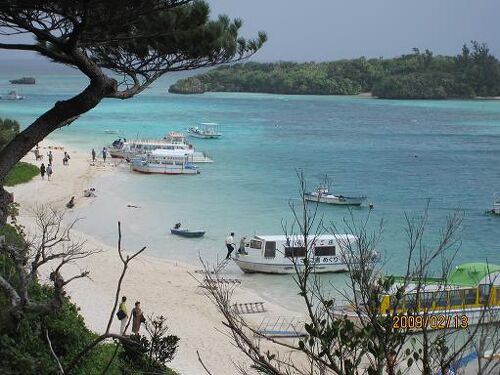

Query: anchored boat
[0,90,24,100]
[233,234,377,274]
[170,228,206,238]
[108,132,212,163]
[304,186,366,206]
[335,263,500,328]
[187,123,222,139]
[131,149,200,175]
[491,193,500,215]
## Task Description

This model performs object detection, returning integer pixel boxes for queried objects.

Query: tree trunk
[0,77,116,224]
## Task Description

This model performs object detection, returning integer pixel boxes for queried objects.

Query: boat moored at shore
[131,149,200,175]
[108,132,212,163]
[233,234,376,274]
[304,186,366,206]
[335,263,500,329]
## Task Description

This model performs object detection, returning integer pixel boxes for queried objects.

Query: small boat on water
[187,123,222,139]
[233,234,378,274]
[335,263,500,329]
[304,186,366,206]
[103,129,119,134]
[490,193,500,215]
[0,90,24,100]
[131,149,200,175]
[171,228,205,238]
[108,132,212,163]
[10,77,35,84]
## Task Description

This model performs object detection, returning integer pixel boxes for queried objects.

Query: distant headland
[169,42,500,99]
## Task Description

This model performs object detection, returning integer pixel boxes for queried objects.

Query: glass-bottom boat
[335,263,500,329]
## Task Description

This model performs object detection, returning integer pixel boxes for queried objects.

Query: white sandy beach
[7,141,302,375]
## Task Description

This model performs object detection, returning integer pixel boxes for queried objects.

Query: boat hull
[305,194,365,206]
[170,229,205,238]
[131,162,199,175]
[335,306,500,329]
[233,257,349,274]
[187,132,222,139]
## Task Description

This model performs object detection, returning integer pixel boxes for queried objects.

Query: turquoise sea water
[1,62,499,310]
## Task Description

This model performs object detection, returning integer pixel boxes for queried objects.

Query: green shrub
[4,162,39,186]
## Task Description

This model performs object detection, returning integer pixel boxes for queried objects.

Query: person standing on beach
[91,148,96,162]
[47,150,53,165]
[131,301,144,335]
[102,147,107,163]
[63,151,70,165]
[238,236,247,254]
[225,232,235,259]
[40,163,46,180]
[46,164,53,181]
[118,296,128,335]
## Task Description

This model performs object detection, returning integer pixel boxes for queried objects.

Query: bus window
[264,241,276,258]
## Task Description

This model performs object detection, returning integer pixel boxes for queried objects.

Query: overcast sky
[1,0,499,62]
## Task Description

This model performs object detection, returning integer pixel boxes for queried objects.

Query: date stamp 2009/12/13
[393,314,469,330]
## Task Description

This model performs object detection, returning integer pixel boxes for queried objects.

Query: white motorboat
[491,193,500,215]
[304,186,366,206]
[108,132,212,163]
[0,90,24,100]
[130,149,200,175]
[233,234,377,274]
[187,123,222,139]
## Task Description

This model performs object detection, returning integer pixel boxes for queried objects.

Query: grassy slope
[4,162,39,186]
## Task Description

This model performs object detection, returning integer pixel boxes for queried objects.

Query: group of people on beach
[37,147,71,181]
[117,296,145,335]
[91,147,108,164]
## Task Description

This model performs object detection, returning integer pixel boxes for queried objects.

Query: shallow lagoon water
[1,65,499,311]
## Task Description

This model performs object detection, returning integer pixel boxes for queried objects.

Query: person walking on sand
[117,296,129,335]
[47,150,53,165]
[131,301,145,335]
[91,148,96,162]
[46,164,53,181]
[40,163,46,180]
[63,151,70,165]
[225,232,235,259]
[102,147,107,163]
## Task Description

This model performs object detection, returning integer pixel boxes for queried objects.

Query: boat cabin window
[404,294,417,310]
[420,292,433,309]
[249,240,263,250]
[434,291,448,308]
[449,290,464,307]
[479,284,491,304]
[264,241,276,258]
[284,246,306,258]
[314,246,336,256]
[464,289,477,305]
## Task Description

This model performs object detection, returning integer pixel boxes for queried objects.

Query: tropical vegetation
[169,42,500,99]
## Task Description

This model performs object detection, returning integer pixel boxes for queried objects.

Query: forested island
[169,42,500,99]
